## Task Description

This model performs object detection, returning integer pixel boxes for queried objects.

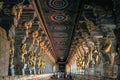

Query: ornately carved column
[0,1,17,76]
[0,0,24,75]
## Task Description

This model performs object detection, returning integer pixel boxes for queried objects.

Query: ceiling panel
[36,0,81,61]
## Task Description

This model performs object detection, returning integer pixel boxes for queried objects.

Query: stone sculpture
[20,43,27,63]
[29,51,37,74]
[12,4,23,20]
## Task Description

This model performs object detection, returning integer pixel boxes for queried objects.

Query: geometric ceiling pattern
[34,0,81,62]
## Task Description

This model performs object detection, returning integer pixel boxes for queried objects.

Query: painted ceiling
[34,0,81,62]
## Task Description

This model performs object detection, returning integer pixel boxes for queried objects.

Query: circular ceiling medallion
[51,14,68,22]
[48,0,68,10]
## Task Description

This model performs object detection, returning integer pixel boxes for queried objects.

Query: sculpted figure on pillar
[36,36,42,46]
[37,55,42,69]
[81,31,89,40]
[102,37,112,53]
[40,56,46,70]
[29,31,39,52]
[39,35,48,52]
[40,41,45,52]
[84,16,96,31]
[22,21,32,30]
[37,54,46,74]
[85,39,95,67]
[99,37,115,66]
[32,31,38,44]
[92,46,99,65]
[21,21,32,44]
[22,21,32,41]
[28,51,37,74]
[29,51,37,67]
[9,38,15,65]
[76,56,83,70]
[20,43,27,63]
[12,4,23,20]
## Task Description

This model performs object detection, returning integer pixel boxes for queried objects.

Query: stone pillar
[0,27,10,76]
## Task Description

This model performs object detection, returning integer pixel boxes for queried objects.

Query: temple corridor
[0,0,120,80]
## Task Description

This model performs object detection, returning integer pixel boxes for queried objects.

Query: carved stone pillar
[0,2,18,76]
[0,18,16,76]
[0,27,10,76]
[0,1,24,75]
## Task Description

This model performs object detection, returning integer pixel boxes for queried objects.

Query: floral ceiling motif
[48,0,69,10]
[51,14,69,22]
